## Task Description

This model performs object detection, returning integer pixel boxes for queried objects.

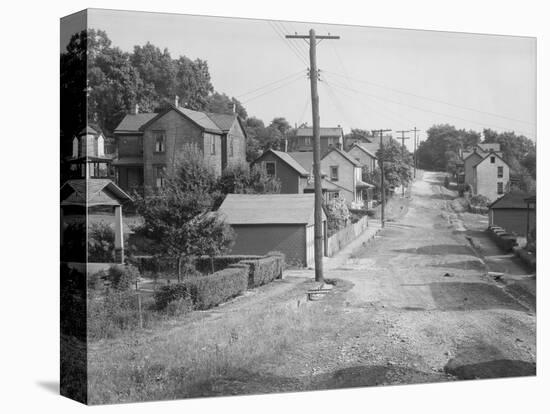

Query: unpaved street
[88,171,536,402]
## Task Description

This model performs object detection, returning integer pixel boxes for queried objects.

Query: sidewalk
[284,221,382,279]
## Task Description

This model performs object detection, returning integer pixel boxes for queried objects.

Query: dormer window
[154,131,166,153]
[72,137,79,158]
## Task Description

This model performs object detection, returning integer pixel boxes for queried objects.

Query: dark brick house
[113,100,247,191]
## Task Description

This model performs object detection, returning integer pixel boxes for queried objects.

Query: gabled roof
[473,151,509,168]
[323,146,362,167]
[206,112,237,132]
[78,126,99,136]
[489,191,535,209]
[348,143,377,159]
[218,193,325,225]
[295,127,343,137]
[60,179,133,207]
[354,135,395,156]
[114,113,158,133]
[478,143,501,152]
[255,150,309,177]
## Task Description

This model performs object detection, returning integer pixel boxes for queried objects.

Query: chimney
[174,95,179,107]
[132,103,139,115]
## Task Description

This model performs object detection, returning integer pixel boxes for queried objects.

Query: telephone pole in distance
[372,129,392,228]
[286,29,339,283]
[395,130,411,197]
[412,127,421,178]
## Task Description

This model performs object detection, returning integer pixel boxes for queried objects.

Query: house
[289,126,344,155]
[67,126,114,180]
[462,149,485,188]
[252,149,310,194]
[473,151,510,201]
[113,98,247,191]
[217,194,327,267]
[488,191,535,237]
[346,143,377,173]
[321,147,371,208]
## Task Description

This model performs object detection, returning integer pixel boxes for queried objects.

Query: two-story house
[252,149,310,194]
[113,99,247,191]
[473,151,510,201]
[321,147,370,208]
[289,126,344,156]
[346,143,377,173]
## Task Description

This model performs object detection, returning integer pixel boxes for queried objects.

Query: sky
[63,8,536,152]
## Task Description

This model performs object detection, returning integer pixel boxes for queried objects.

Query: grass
[87,280,339,404]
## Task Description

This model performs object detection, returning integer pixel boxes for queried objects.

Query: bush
[325,195,351,233]
[241,255,284,288]
[185,265,249,310]
[88,222,115,262]
[106,264,140,290]
[470,194,490,207]
[165,297,194,317]
[195,255,263,274]
[154,284,190,311]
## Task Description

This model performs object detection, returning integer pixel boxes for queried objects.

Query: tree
[133,145,234,280]
[376,138,413,191]
[324,195,350,234]
[205,92,247,119]
[218,162,281,195]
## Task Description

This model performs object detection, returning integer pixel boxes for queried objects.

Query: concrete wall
[491,208,535,237]
[229,224,307,266]
[474,155,510,201]
[464,152,483,187]
[321,151,355,203]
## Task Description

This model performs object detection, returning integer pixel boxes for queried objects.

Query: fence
[326,216,369,257]
[469,204,489,215]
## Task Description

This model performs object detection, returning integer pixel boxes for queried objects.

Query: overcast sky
[64,9,536,151]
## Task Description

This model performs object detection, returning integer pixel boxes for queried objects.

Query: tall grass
[87,296,328,404]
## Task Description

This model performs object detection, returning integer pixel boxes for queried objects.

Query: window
[497,166,503,178]
[303,137,311,146]
[332,191,340,199]
[154,131,165,152]
[155,165,166,188]
[330,166,339,181]
[265,161,276,177]
[497,182,504,195]
[490,156,495,164]
[229,137,234,157]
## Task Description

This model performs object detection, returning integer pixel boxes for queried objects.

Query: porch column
[114,205,124,263]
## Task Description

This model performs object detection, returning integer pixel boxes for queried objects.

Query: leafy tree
[324,195,350,234]
[205,92,247,119]
[133,145,234,280]
[218,163,281,195]
[376,138,413,191]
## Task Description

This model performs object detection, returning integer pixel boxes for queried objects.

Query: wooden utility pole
[396,130,411,197]
[412,127,421,178]
[372,129,392,228]
[286,29,339,283]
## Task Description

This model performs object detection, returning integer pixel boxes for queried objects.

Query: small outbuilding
[218,193,327,267]
[488,191,535,237]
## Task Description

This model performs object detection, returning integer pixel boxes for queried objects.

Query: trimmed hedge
[195,255,263,274]
[154,264,249,311]
[241,255,284,288]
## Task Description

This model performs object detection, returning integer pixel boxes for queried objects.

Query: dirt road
[88,171,536,403]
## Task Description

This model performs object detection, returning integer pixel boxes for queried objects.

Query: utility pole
[412,127,420,178]
[286,29,339,283]
[372,129,392,228]
[396,130,411,197]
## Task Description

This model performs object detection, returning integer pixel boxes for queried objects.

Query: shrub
[154,284,190,311]
[195,255,263,274]
[241,255,284,288]
[185,265,248,310]
[325,195,351,233]
[106,264,140,290]
[88,222,115,262]
[87,270,106,290]
[470,194,490,207]
[165,297,194,317]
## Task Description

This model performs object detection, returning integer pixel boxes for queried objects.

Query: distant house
[473,151,510,201]
[218,194,327,267]
[67,126,114,180]
[346,143,377,173]
[252,149,310,194]
[321,147,371,208]
[488,191,535,237]
[462,149,485,188]
[289,126,344,155]
[113,98,247,192]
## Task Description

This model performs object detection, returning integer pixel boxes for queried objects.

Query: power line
[323,70,535,126]
[235,70,305,99]
[268,20,308,66]
[324,76,535,137]
[240,75,303,104]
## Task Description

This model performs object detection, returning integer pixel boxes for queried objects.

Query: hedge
[194,255,264,274]
[240,255,284,288]
[154,264,249,310]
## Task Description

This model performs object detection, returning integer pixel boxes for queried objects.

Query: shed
[488,191,535,237]
[218,194,327,267]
